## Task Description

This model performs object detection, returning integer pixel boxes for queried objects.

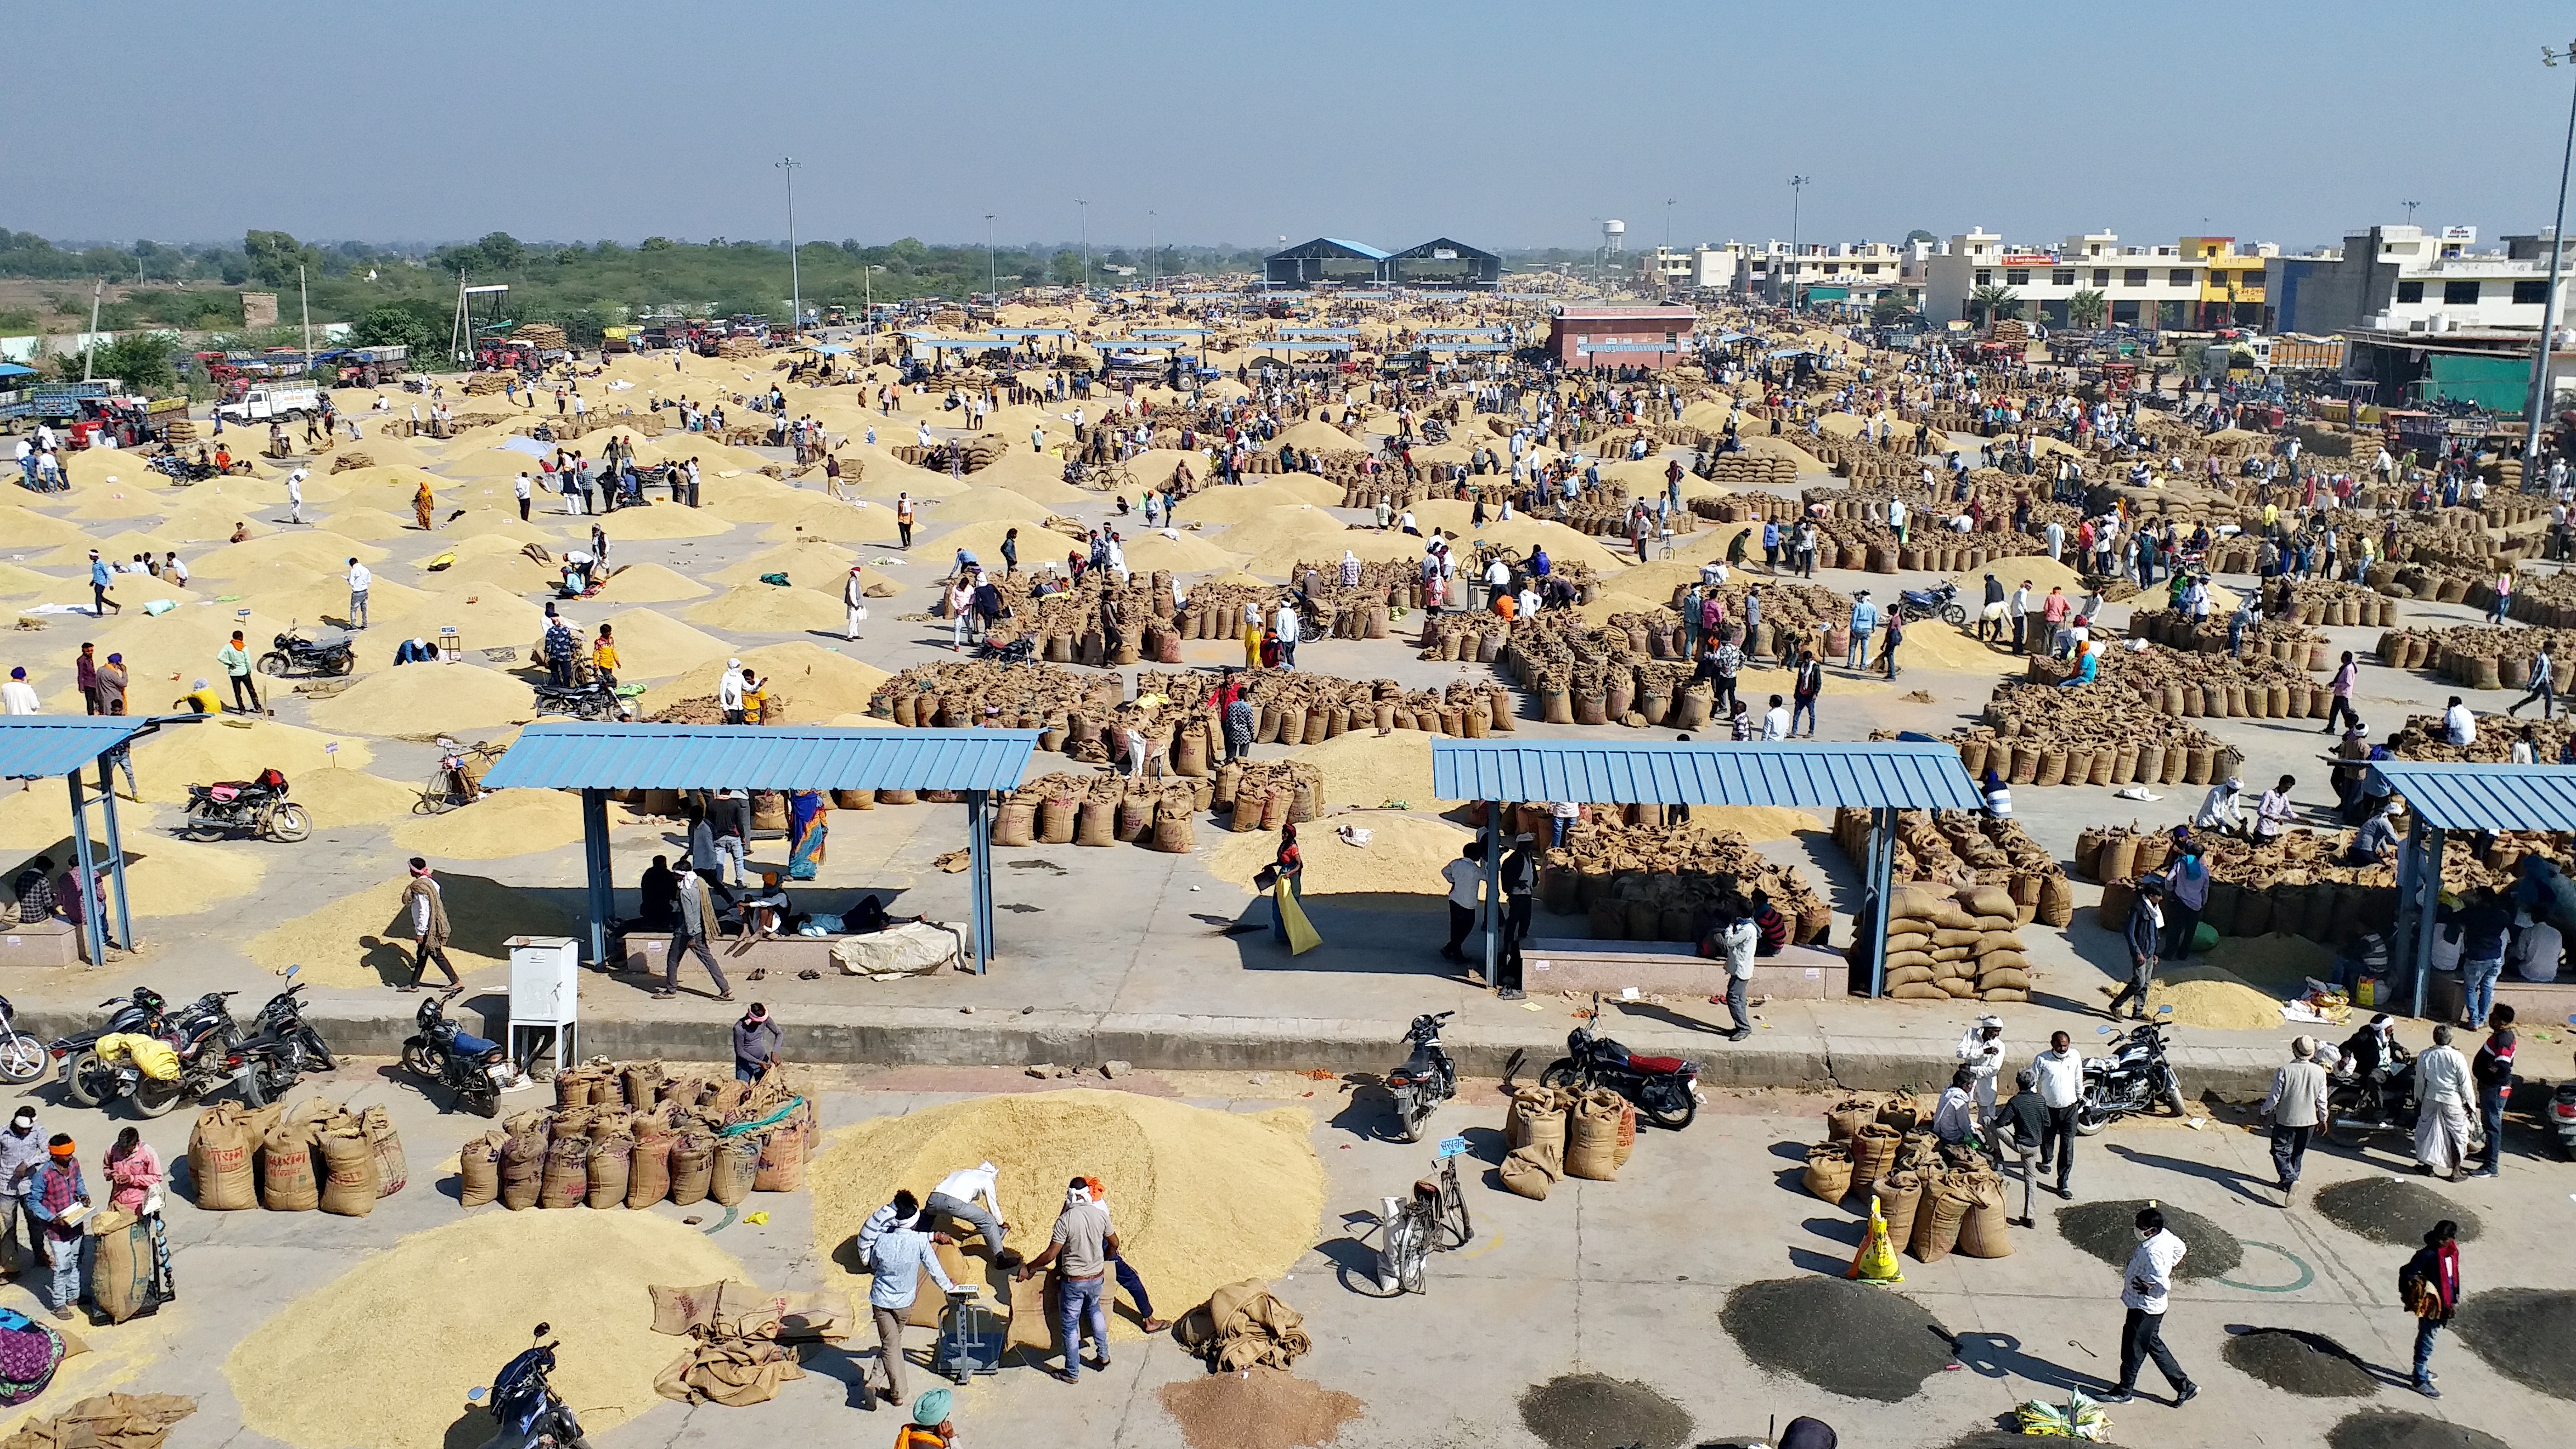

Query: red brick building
[1546,305,1696,369]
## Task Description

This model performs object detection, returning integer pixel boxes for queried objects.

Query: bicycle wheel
[1388,1211,1429,1295]
[1438,1163,1474,1249]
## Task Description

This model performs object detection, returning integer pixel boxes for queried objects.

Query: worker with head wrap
[896,1388,953,1449]
[20,1133,89,1318]
[1955,1015,2006,1129]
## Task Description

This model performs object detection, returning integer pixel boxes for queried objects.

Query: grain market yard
[3,1071,2562,1449]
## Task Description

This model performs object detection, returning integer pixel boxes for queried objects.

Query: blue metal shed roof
[483,724,1041,792]
[1322,239,1390,259]
[1431,740,1982,809]
[1278,326,1361,336]
[1259,340,1355,352]
[2366,762,2576,832]
[0,716,206,779]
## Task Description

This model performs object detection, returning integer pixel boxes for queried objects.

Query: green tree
[1969,283,2023,325]
[1049,249,1086,286]
[2067,288,2109,329]
[243,230,319,287]
[640,236,674,252]
[354,301,442,354]
[87,332,179,391]
[475,232,525,270]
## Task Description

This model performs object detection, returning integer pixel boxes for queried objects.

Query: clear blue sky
[13,0,2576,254]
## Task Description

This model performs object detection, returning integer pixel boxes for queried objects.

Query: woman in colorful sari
[105,1128,173,1308]
[787,790,828,881]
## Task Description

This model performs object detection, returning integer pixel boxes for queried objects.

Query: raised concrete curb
[14,1002,2282,1101]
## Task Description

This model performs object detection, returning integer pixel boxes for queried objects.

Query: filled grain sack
[538,1135,589,1209]
[88,1208,159,1324]
[586,1136,633,1209]
[1846,1123,1902,1201]
[258,1121,320,1212]
[1910,1177,1976,1263]
[188,1104,259,1211]
[317,1126,382,1216]
[459,1131,504,1208]
[669,1133,715,1206]
[1564,1090,1624,1181]
[1499,1145,1558,1200]
[361,1105,407,1197]
[1952,1172,2014,1258]
[1824,1094,1878,1143]
[627,1134,674,1208]
[708,1136,759,1206]
[1802,1142,1854,1200]
[752,1124,806,1193]
[499,1131,546,1210]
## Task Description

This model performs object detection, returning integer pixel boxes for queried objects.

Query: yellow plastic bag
[424,551,457,572]
[95,1033,179,1082]
[1275,880,1322,956]
[1846,1199,1903,1284]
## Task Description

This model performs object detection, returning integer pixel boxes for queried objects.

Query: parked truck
[213,383,321,424]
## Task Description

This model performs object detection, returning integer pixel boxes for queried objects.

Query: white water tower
[1602,219,1626,254]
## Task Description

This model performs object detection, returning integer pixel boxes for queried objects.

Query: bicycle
[1371,1149,1474,1295]
[413,737,506,815]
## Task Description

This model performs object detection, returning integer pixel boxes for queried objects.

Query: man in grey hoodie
[733,1003,781,1083]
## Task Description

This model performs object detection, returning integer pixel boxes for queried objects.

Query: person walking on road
[2108,878,2166,1020]
[864,1193,955,1409]
[659,867,732,1001]
[2261,1035,2329,1204]
[397,858,458,991]
[1994,1068,2048,1227]
[2402,1220,2462,1398]
[2031,1030,2083,1199]
[2323,651,2361,733]
[1956,1015,2006,1126]
[2099,1205,2197,1407]
[2412,1024,2473,1180]
[88,552,121,617]
[1014,1177,1119,1385]
[732,1003,780,1083]
[2507,645,2556,719]
[1438,841,1486,965]
[845,565,869,641]
[1710,894,1756,1041]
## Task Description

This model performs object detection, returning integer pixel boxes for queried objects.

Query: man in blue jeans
[2469,1006,2515,1178]
[1847,592,1878,671]
[1015,1177,1117,1384]
[2454,890,2511,1034]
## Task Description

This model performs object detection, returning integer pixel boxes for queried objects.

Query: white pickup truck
[214,384,321,424]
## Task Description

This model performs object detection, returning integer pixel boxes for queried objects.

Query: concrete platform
[1521,937,1840,997]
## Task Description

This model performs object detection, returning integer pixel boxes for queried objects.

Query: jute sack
[317,1126,382,1216]
[1872,1172,1925,1247]
[669,1133,715,1206]
[1500,1145,1558,1200]
[88,1208,157,1324]
[1606,1092,1640,1169]
[258,1123,320,1211]
[709,1136,759,1206]
[585,1137,633,1209]
[1846,1124,1901,1201]
[627,1135,674,1208]
[505,1108,552,1142]
[1953,1173,2014,1258]
[1802,1142,1854,1201]
[1564,1090,1623,1181]
[753,1124,807,1192]
[538,1135,589,1209]
[1877,1090,1924,1133]
[361,1105,407,1197]
[1505,1086,1573,1153]
[188,1104,259,1210]
[459,1132,504,1208]
[499,1132,546,1210]
[1824,1094,1878,1143]
[1910,1178,1976,1263]
[901,1242,977,1329]
[623,1061,664,1107]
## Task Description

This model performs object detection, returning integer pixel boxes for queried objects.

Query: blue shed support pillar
[580,789,613,968]
[967,790,994,974]
[65,771,103,965]
[1863,806,1897,998]
[2403,821,2446,1020]
[94,755,134,954]
[1480,801,1502,988]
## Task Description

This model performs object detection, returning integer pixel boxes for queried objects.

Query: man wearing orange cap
[20,1134,89,1318]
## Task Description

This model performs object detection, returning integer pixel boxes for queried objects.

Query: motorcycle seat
[207,783,243,802]
[451,1031,499,1057]
[1626,1053,1687,1074]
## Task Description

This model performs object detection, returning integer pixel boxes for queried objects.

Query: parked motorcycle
[47,989,174,1067]
[528,678,627,722]
[1540,993,1703,1129]
[256,622,356,679]
[471,1325,591,1449]
[60,991,248,1116]
[234,967,335,1106]
[2326,1055,2487,1158]
[1896,581,1967,627]
[0,997,49,1086]
[404,987,512,1117]
[2073,1020,2190,1135]
[182,768,310,843]
[2550,1073,2576,1161]
[1385,1011,1457,1143]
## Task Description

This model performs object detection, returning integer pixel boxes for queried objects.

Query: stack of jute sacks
[456,1060,816,1213]
[1496,1084,1636,1200]
[1800,1092,2012,1261]
[1879,883,2034,1005]
[187,1096,407,1216]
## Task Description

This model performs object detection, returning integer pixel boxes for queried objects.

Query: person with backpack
[2402,1221,2462,1398]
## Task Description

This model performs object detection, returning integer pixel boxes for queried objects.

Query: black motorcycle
[59,991,248,1117]
[470,1325,591,1449]
[2323,1050,2486,1157]
[1540,993,1702,1129]
[257,622,356,678]
[528,677,624,722]
[1385,1011,1457,1143]
[182,768,310,843]
[235,967,335,1106]
[404,988,510,1117]
[2073,1020,2191,1134]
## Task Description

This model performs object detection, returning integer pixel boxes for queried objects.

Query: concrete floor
[6,1064,2558,1449]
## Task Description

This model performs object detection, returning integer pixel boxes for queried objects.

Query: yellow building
[2179,236,2266,328]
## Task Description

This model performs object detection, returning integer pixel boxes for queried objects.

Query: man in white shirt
[514,472,533,522]
[922,1162,1012,1262]
[1,668,40,715]
[718,659,746,724]
[2102,1205,2196,1405]
[1438,841,1486,965]
[2030,1030,2084,1197]
[285,467,306,524]
[2255,774,2296,841]
[345,558,371,629]
[843,565,868,642]
[1760,693,1791,740]
[1271,599,1300,669]
[1483,556,1511,610]
[2195,776,2249,840]
[2442,696,2476,749]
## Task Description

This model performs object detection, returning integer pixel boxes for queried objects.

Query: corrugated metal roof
[2367,761,2576,832]
[0,717,203,780]
[482,724,1041,792]
[1431,740,1982,809]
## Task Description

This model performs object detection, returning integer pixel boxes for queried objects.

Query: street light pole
[1077,200,1089,291]
[986,213,997,297]
[2526,42,2576,479]
[1664,198,1675,297]
[776,155,802,334]
[1148,210,1157,290]
[1787,176,1810,309]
